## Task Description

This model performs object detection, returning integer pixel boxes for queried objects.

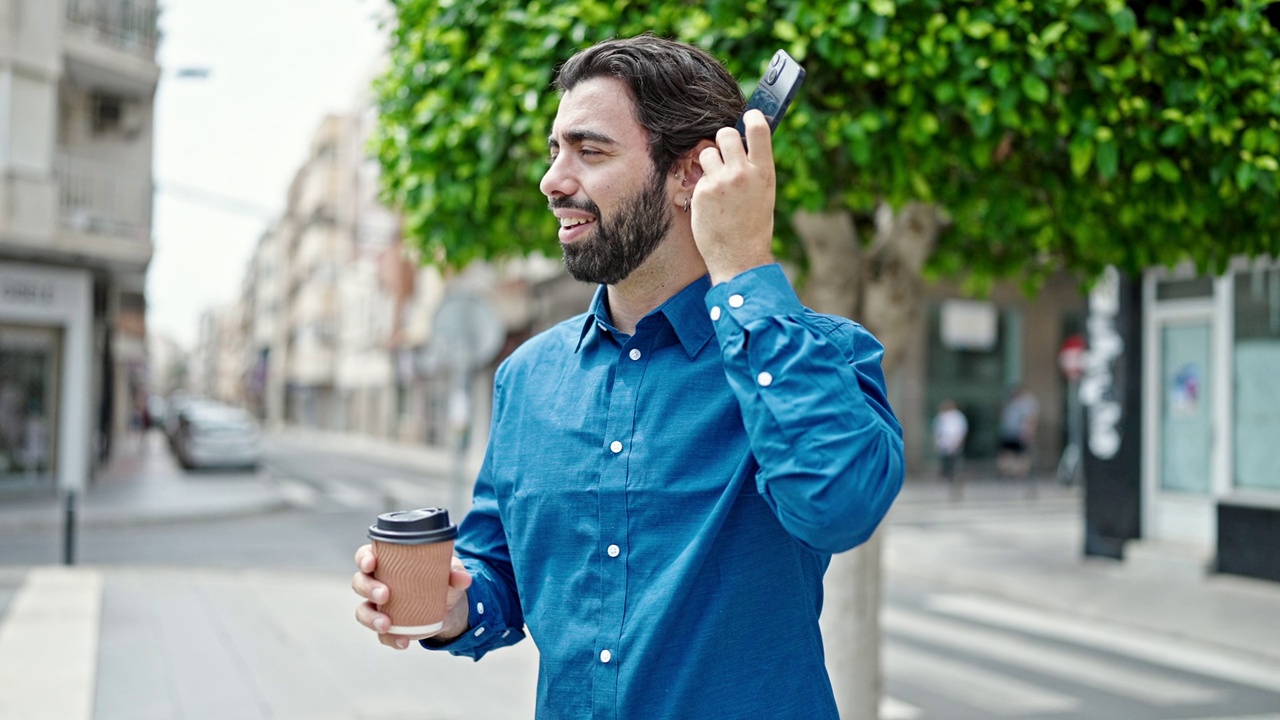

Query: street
[1,435,1278,719]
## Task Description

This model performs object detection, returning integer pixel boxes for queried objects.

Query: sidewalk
[0,431,289,532]
[887,475,1280,669]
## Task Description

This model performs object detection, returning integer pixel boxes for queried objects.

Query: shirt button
[729,294,745,308]
[477,602,485,615]
[607,544,620,557]
[710,306,721,321]
[629,348,641,361]
[474,627,485,637]
[597,322,608,332]
[757,371,774,387]
[610,440,623,453]
[600,649,612,663]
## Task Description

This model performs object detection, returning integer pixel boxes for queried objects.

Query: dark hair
[554,34,745,175]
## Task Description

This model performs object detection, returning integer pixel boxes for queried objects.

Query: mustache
[548,196,600,215]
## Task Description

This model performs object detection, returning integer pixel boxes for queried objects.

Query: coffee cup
[367,507,458,635]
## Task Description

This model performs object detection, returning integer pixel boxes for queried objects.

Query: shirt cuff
[705,263,805,332]
[417,563,524,659]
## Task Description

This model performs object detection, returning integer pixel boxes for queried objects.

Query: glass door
[1146,305,1218,545]
[0,325,61,490]
[1159,321,1212,493]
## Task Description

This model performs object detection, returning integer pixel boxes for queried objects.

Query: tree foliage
[373,0,1280,281]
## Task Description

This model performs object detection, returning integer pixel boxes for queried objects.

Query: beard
[553,167,673,285]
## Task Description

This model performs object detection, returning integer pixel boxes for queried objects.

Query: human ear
[673,140,719,187]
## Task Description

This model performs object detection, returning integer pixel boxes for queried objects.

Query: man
[353,35,904,717]
[933,398,968,488]
[998,385,1039,479]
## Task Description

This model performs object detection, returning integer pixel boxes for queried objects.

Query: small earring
[683,197,691,213]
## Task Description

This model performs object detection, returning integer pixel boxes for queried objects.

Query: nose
[540,154,577,200]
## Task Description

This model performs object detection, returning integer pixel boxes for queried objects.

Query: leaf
[1070,135,1095,178]
[1021,75,1049,104]
[1155,158,1181,182]
[1112,7,1137,34]
[1096,140,1119,179]
[1159,125,1186,147]
[869,0,895,17]
[1237,162,1256,191]
[1040,21,1068,45]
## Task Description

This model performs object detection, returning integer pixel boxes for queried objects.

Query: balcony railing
[54,154,152,240]
[65,0,160,57]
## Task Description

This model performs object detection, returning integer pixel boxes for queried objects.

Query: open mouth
[558,216,596,242]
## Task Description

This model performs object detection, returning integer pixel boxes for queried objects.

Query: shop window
[0,325,60,489]
[926,303,1020,459]
[1233,266,1280,491]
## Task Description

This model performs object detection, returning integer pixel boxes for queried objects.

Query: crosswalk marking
[275,478,321,508]
[926,593,1280,694]
[885,606,1220,705]
[886,641,1078,716]
[317,477,377,508]
[880,695,924,720]
[0,567,102,720]
[1176,716,1280,720]
[272,474,452,513]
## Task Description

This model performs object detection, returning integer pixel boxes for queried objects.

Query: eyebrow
[547,129,619,149]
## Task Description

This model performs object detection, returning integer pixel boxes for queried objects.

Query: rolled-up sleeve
[706,263,905,554]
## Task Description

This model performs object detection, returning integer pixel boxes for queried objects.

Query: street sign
[421,292,505,376]
[1059,334,1087,381]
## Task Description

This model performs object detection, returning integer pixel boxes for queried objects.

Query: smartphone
[736,49,806,139]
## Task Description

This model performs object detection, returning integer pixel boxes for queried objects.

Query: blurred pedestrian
[351,35,905,718]
[998,386,1039,479]
[933,399,967,487]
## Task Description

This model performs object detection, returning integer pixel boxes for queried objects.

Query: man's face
[540,77,673,285]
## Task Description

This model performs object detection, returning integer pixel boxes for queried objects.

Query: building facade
[0,0,158,493]
[1082,258,1280,584]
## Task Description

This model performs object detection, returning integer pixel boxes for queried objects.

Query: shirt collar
[574,276,715,358]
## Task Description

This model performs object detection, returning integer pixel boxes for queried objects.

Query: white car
[174,403,261,470]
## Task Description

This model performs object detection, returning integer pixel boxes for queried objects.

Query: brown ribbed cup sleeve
[372,539,455,633]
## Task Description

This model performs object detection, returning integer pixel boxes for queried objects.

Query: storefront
[0,263,93,497]
[1141,259,1280,581]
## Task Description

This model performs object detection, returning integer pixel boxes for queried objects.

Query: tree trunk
[794,203,942,720]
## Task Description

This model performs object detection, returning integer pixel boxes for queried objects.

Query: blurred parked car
[173,403,261,470]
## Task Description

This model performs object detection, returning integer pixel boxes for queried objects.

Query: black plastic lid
[367,507,457,545]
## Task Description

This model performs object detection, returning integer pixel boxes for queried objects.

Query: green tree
[373,1,1280,716]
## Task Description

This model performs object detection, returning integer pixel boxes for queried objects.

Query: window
[1233,266,1280,491]
[92,93,124,134]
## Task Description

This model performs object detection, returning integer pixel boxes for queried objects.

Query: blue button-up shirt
[430,264,904,718]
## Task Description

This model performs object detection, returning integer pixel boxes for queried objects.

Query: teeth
[559,217,592,227]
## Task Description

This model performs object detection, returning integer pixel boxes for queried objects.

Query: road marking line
[880,695,924,720]
[886,605,1219,705]
[927,593,1280,694]
[319,477,378,508]
[1174,715,1280,720]
[886,640,1078,716]
[378,477,443,509]
[0,567,102,720]
[275,478,321,508]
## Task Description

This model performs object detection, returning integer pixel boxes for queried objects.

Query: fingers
[355,599,391,634]
[741,109,774,166]
[354,543,375,574]
[351,568,388,604]
[704,110,773,168]
[449,557,473,591]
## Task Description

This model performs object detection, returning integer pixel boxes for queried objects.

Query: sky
[148,0,388,348]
